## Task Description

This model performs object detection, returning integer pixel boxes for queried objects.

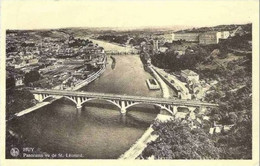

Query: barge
[146,78,160,90]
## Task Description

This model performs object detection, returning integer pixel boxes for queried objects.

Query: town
[6,31,106,90]
[6,23,252,160]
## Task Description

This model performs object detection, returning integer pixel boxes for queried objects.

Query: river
[7,39,167,159]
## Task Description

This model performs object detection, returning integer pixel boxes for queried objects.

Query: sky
[1,0,259,30]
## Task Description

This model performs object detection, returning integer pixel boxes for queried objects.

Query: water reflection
[9,99,159,159]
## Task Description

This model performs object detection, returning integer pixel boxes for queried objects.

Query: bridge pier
[76,103,82,113]
[199,106,207,114]
[120,101,127,114]
[33,94,44,102]
[121,108,127,114]
[120,114,127,124]
[172,106,178,115]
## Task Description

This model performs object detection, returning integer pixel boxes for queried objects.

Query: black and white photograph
[0,0,259,165]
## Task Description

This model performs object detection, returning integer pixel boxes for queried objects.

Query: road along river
[7,39,176,159]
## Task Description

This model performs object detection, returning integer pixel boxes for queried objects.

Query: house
[175,50,185,57]
[15,76,24,86]
[28,58,39,65]
[156,33,173,43]
[152,40,159,52]
[180,69,199,83]
[220,31,230,39]
[159,47,168,53]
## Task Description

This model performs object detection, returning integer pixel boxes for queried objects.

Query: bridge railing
[30,89,218,107]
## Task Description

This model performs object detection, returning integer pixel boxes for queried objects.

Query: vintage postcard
[0,0,259,166]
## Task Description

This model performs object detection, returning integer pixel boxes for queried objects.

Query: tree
[141,120,221,159]
[6,76,15,89]
[6,89,36,119]
[215,120,252,159]
[24,70,41,86]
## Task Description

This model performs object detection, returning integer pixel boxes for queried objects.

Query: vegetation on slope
[146,32,252,159]
[141,120,221,159]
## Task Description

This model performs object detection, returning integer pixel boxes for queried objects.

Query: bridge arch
[126,38,135,45]
[125,102,174,115]
[41,95,55,102]
[63,96,78,106]
[33,94,54,102]
[41,95,79,106]
[80,98,122,111]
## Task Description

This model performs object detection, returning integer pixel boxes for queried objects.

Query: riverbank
[110,56,116,69]
[152,66,191,100]
[119,114,172,159]
[8,39,163,159]
[11,57,107,118]
[119,64,174,159]
[147,66,171,99]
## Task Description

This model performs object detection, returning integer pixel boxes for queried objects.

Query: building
[15,76,24,86]
[155,33,173,43]
[172,33,200,42]
[153,40,159,53]
[173,31,229,45]
[159,47,168,53]
[180,69,199,83]
[220,31,230,39]
[28,58,39,65]
[174,50,186,56]
[199,31,221,45]
[163,34,173,43]
[63,59,85,65]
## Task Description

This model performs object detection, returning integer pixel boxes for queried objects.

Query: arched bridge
[30,89,218,115]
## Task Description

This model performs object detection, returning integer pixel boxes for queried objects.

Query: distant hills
[176,23,252,33]
[7,23,252,37]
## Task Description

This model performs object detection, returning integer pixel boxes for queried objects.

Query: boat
[146,78,160,90]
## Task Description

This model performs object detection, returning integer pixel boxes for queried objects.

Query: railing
[30,89,218,107]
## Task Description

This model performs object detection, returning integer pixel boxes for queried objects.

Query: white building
[180,69,199,83]
[172,33,200,42]
[220,31,230,39]
[153,40,159,52]
[199,31,222,45]
[159,47,168,53]
[15,76,24,86]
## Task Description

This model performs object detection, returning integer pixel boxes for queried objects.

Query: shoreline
[119,60,174,159]
[10,57,107,119]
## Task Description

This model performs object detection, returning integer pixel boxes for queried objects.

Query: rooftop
[181,69,198,76]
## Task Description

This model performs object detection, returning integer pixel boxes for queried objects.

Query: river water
[8,40,164,159]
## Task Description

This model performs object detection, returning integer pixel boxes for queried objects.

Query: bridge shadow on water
[51,98,160,128]
[8,97,161,159]
[82,101,159,127]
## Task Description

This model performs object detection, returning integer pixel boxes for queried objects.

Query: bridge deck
[30,89,218,107]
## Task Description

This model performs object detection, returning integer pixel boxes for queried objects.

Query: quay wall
[147,66,170,99]
[152,66,191,99]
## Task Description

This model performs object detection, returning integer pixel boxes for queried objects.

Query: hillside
[176,23,252,33]
[146,28,252,159]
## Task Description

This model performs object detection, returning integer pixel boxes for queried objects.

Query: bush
[141,120,221,159]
